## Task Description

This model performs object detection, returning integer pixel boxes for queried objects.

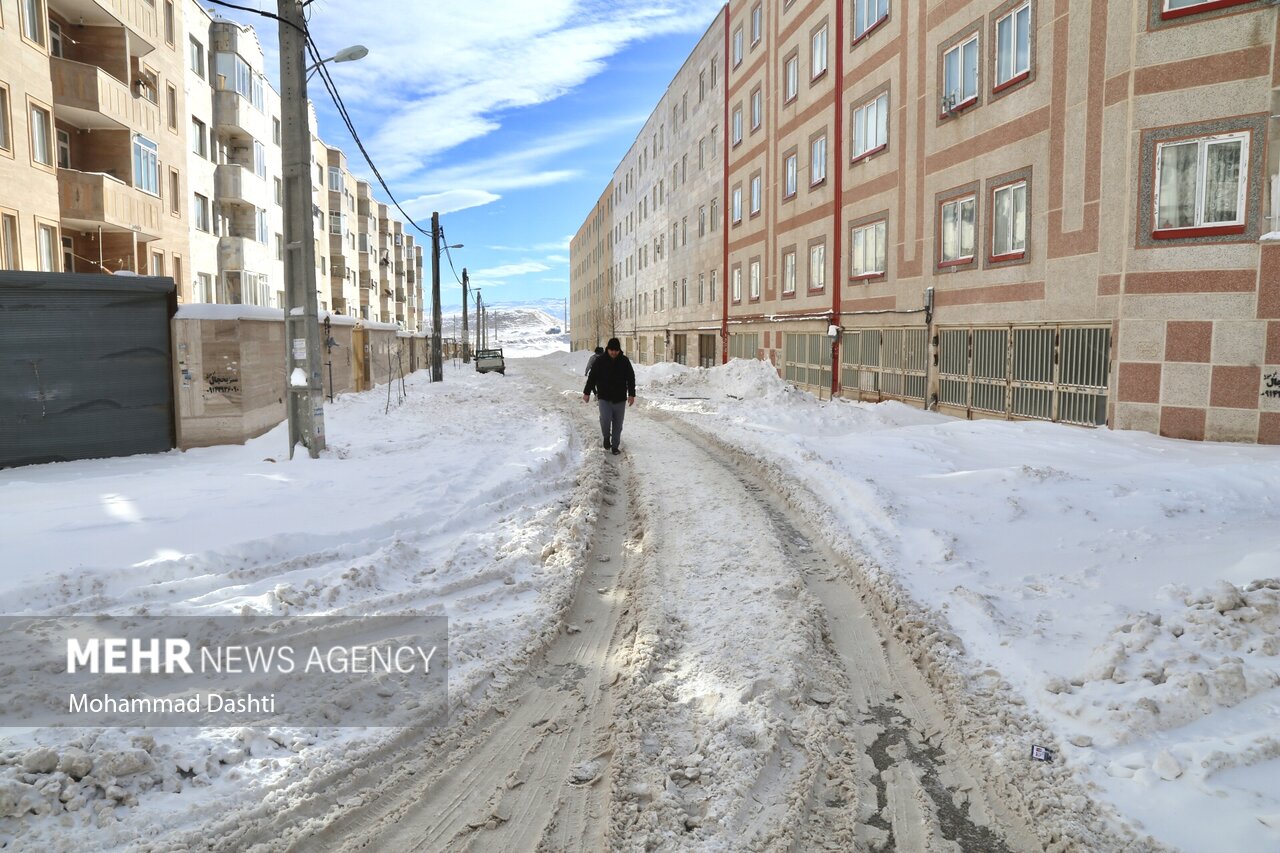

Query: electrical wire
[440,228,463,286]
[204,0,305,33]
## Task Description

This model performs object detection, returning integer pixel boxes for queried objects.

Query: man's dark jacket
[584,354,636,403]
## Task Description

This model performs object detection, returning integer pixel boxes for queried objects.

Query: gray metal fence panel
[0,272,176,468]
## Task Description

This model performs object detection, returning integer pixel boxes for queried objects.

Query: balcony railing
[51,57,159,134]
[58,169,161,239]
[47,0,158,54]
[215,164,269,209]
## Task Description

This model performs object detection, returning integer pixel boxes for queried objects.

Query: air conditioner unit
[940,93,957,116]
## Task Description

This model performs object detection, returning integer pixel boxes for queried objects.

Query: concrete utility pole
[430,211,443,381]
[279,0,324,458]
[473,289,482,355]
[461,267,470,363]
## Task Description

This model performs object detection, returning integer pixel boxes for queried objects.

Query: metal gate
[0,272,177,468]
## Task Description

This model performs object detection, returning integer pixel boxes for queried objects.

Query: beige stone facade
[572,0,1280,443]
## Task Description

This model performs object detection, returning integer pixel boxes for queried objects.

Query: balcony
[51,58,159,134]
[215,164,269,209]
[47,0,158,55]
[213,90,261,139]
[58,169,161,239]
[217,235,270,270]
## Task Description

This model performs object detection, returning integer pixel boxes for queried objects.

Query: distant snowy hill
[441,306,569,357]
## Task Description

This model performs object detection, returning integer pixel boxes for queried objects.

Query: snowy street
[2,334,1279,852]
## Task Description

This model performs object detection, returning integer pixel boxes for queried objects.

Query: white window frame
[784,152,797,197]
[750,174,761,214]
[30,103,52,167]
[854,0,889,40]
[995,3,1031,89]
[132,134,159,195]
[189,37,205,79]
[37,223,58,272]
[811,135,827,185]
[943,34,980,112]
[749,259,760,300]
[751,4,762,45]
[1153,131,1248,233]
[940,195,976,263]
[782,250,796,294]
[193,193,210,232]
[56,128,70,169]
[732,106,743,145]
[809,243,826,291]
[254,140,266,179]
[784,54,799,101]
[733,26,744,67]
[992,180,1027,258]
[852,220,887,277]
[732,266,742,301]
[750,89,762,131]
[811,24,829,79]
[731,186,743,223]
[853,92,888,160]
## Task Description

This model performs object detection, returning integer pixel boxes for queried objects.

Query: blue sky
[213,0,725,308]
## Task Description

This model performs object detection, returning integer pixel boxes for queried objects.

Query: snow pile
[0,362,600,849]
[444,307,569,358]
[642,359,1280,852]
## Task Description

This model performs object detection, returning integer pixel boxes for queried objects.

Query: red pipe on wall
[830,0,845,396]
[720,3,731,364]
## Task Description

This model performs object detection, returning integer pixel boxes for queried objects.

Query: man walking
[584,346,604,377]
[583,338,635,455]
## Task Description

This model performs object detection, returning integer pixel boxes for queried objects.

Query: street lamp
[428,209,463,382]
[278,4,369,459]
[306,44,368,77]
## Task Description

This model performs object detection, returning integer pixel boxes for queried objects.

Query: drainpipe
[720,3,731,364]
[830,0,846,398]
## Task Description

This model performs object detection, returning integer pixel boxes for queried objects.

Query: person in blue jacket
[582,338,635,455]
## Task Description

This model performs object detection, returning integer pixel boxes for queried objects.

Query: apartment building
[184,0,215,300]
[1,0,192,289]
[325,144,357,315]
[570,184,614,351]
[573,0,1280,443]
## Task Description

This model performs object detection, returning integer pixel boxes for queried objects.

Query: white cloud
[472,262,551,278]
[401,189,501,217]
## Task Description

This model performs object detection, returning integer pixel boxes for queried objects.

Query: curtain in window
[1157,141,1197,229]
[1204,139,1242,224]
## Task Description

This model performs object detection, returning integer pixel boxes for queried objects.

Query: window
[751,4,762,44]
[782,249,796,294]
[0,86,10,153]
[191,117,207,158]
[784,54,799,101]
[710,269,717,301]
[811,24,828,78]
[992,181,1027,257]
[169,169,180,215]
[852,220,887,277]
[56,129,70,169]
[732,105,743,145]
[190,37,206,78]
[273,117,281,145]
[194,193,210,232]
[167,85,178,131]
[21,0,45,46]
[811,134,827,185]
[940,195,976,263]
[711,56,718,88]
[29,103,52,167]
[1154,132,1247,235]
[131,134,159,194]
[257,208,268,243]
[809,243,826,291]
[749,259,761,300]
[750,88,762,131]
[995,4,1031,90]
[853,92,888,160]
[732,265,742,301]
[943,34,979,112]
[750,174,761,215]
[254,140,266,178]
[855,0,889,40]
[732,26,743,66]
[1,212,20,268]
[164,1,175,45]
[328,166,341,191]
[49,21,63,57]
[731,186,743,223]
[274,177,283,205]
[710,198,719,230]
[699,71,706,102]
[784,152,797,197]
[38,224,58,272]
[195,272,213,302]
[1160,0,1251,20]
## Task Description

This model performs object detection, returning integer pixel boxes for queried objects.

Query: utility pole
[279,0,324,458]
[430,210,443,381]
[461,267,470,363]
[474,290,482,355]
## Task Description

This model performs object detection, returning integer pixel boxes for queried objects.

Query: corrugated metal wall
[0,272,177,468]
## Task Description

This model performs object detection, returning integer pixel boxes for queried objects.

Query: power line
[440,229,463,286]
[204,0,304,33]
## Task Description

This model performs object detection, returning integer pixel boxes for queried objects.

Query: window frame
[990,178,1028,262]
[748,257,761,301]
[750,3,763,46]
[811,22,829,81]
[0,84,11,157]
[132,134,160,195]
[783,149,798,200]
[750,86,762,132]
[20,0,46,49]
[937,189,979,268]
[1159,0,1253,21]
[993,1,1032,95]
[810,132,827,187]
[807,239,827,293]
[35,218,60,272]
[853,0,890,45]
[850,217,888,280]
[749,171,762,216]
[0,209,22,270]
[940,28,981,118]
[731,183,743,224]
[732,25,744,67]
[781,246,797,297]
[1152,130,1249,239]
[731,103,743,146]
[851,89,889,163]
[784,51,799,103]
[193,193,211,232]
[27,98,54,171]
[731,263,743,303]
